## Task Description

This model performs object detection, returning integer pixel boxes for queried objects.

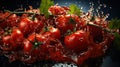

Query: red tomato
[7,14,19,27]
[22,33,47,63]
[11,28,24,49]
[23,39,33,53]
[28,34,46,44]
[55,15,84,34]
[64,30,89,52]
[48,5,67,15]
[32,18,44,33]
[18,18,33,36]
[1,35,13,50]
[43,26,61,39]
[55,15,75,33]
[23,33,47,54]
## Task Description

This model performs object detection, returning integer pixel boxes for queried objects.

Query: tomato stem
[69,17,76,24]
[4,10,37,15]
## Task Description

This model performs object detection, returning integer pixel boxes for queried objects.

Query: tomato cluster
[0,5,113,66]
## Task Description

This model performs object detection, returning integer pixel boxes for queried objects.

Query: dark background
[0,0,120,67]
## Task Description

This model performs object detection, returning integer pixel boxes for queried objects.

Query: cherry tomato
[7,14,19,27]
[23,39,33,53]
[23,33,47,54]
[1,35,13,50]
[48,5,67,15]
[11,28,24,49]
[18,18,33,36]
[32,18,44,33]
[43,26,61,39]
[64,30,89,52]
[55,15,84,34]
[22,33,47,63]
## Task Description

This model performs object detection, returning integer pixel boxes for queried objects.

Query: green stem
[4,10,37,15]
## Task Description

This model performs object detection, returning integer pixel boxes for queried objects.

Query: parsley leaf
[108,18,120,29]
[113,33,120,50]
[40,0,54,18]
[68,4,82,16]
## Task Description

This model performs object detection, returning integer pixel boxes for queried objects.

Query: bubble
[110,7,112,9]
[103,4,107,8]
[81,7,83,9]
[100,4,102,7]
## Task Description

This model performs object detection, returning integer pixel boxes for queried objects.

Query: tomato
[18,18,33,36]
[64,30,89,52]
[55,15,84,34]
[11,28,24,49]
[22,33,47,63]
[48,5,67,15]
[55,15,74,33]
[7,14,19,27]
[32,18,44,33]
[43,26,61,39]
[0,13,19,29]
[23,33,48,54]
[23,39,33,53]
[1,35,13,50]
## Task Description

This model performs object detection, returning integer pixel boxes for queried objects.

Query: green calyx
[69,17,76,24]
[33,41,43,48]
[43,26,50,32]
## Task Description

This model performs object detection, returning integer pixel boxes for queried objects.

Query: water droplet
[65,2,68,5]
[98,6,101,9]
[81,7,83,9]
[110,7,112,9]
[100,4,102,6]
[103,4,107,8]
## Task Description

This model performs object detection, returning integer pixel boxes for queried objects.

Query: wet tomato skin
[43,26,61,39]
[64,30,89,52]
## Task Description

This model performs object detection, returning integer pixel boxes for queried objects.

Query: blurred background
[0,0,120,67]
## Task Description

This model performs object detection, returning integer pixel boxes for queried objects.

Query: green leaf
[108,18,120,29]
[113,33,120,49]
[40,0,54,18]
[68,4,82,16]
